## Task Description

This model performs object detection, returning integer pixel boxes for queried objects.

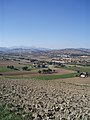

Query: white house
[80,73,86,78]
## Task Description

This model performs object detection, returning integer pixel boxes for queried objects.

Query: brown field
[0,60,21,66]
[0,77,90,119]
[57,77,90,86]
[0,59,90,119]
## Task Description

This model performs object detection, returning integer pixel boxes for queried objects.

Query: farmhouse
[80,73,86,78]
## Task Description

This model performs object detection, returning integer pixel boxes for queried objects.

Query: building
[80,73,86,78]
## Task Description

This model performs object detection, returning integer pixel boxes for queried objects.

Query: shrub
[38,70,42,73]
[22,66,28,71]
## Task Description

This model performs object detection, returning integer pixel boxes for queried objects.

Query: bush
[38,70,42,73]
[7,66,19,70]
[77,70,80,73]
[7,65,14,69]
[22,66,28,71]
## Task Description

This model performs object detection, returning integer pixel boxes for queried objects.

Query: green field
[5,73,77,80]
[0,67,12,72]
[33,73,77,80]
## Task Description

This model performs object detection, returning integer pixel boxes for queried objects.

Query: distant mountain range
[0,47,90,55]
[0,47,50,51]
[0,47,9,51]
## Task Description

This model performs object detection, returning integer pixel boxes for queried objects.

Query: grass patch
[34,73,77,80]
[0,105,22,120]
[0,67,12,72]
[5,73,77,80]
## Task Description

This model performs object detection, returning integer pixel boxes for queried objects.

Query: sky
[0,0,90,49]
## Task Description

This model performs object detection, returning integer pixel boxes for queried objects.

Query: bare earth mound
[0,77,90,120]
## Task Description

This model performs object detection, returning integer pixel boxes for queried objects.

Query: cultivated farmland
[0,48,90,120]
[0,77,90,120]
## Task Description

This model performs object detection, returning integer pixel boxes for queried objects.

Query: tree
[61,64,65,67]
[38,70,42,74]
[42,69,47,74]
[37,64,41,68]
[77,70,80,73]
[42,64,45,68]
[22,66,28,71]
[47,68,52,73]
[7,65,14,69]
[49,61,52,65]
[86,72,89,77]
[53,69,55,73]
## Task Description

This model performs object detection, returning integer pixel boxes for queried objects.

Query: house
[80,73,86,78]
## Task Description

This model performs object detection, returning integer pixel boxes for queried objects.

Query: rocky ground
[0,77,90,120]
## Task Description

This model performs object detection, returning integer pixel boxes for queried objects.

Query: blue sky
[0,0,90,49]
